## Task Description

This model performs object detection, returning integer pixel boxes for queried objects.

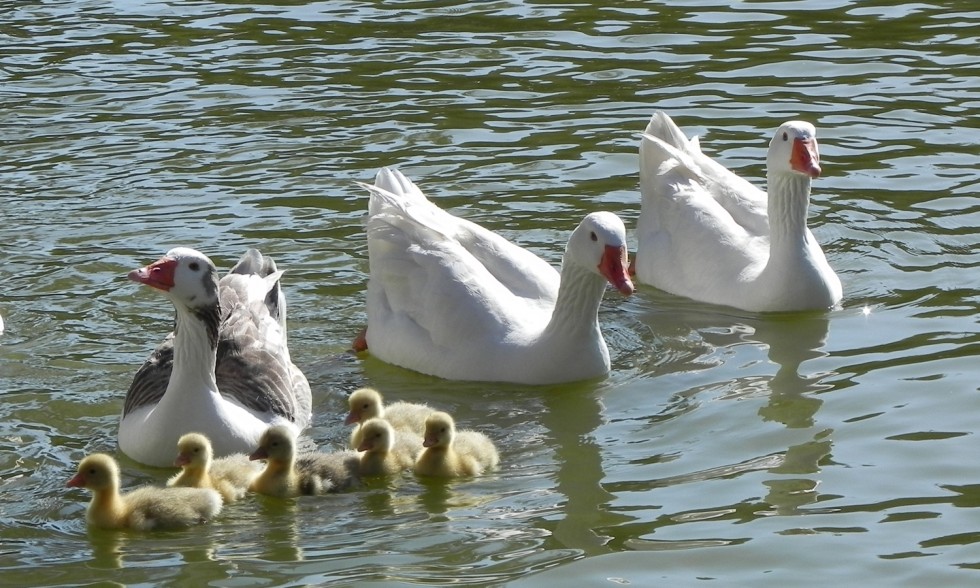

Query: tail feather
[228,249,287,333]
[229,249,278,278]
[644,111,697,153]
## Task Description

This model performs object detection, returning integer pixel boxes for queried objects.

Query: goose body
[168,433,261,502]
[120,248,312,467]
[634,112,842,312]
[359,167,634,385]
[248,425,360,498]
[414,412,499,478]
[345,387,433,449]
[67,453,222,530]
[356,417,424,476]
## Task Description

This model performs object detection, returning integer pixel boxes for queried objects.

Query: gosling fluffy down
[168,432,261,502]
[356,417,423,476]
[67,453,222,530]
[414,412,499,478]
[345,387,434,449]
[249,425,360,498]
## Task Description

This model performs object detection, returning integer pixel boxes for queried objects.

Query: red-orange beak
[344,411,360,426]
[128,256,178,292]
[174,453,191,467]
[66,473,85,488]
[599,244,635,296]
[791,137,821,179]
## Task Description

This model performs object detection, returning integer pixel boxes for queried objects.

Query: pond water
[1,0,979,586]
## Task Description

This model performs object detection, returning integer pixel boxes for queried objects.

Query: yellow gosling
[168,433,260,503]
[248,425,359,498]
[67,453,222,530]
[345,387,435,449]
[356,417,423,477]
[414,412,499,478]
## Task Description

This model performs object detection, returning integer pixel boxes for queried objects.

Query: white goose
[633,112,842,312]
[356,167,634,385]
[119,248,313,467]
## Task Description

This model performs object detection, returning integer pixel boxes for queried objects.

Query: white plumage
[633,112,842,312]
[358,167,634,384]
[120,248,312,467]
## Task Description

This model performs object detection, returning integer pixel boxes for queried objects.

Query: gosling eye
[782,132,788,141]
[189,262,200,271]
[590,231,598,242]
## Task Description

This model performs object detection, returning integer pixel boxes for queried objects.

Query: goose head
[345,387,384,425]
[356,418,395,453]
[175,433,213,469]
[566,212,634,295]
[768,121,821,179]
[249,425,295,464]
[67,453,119,492]
[422,411,456,448]
[128,247,219,310]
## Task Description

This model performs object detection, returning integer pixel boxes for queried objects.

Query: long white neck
[161,304,221,406]
[541,257,607,342]
[766,171,813,264]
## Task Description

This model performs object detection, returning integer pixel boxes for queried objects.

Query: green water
[1,1,979,586]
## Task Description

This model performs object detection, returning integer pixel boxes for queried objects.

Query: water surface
[2,1,979,586]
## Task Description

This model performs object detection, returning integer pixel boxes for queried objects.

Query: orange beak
[128,256,178,292]
[790,137,821,179]
[599,244,635,296]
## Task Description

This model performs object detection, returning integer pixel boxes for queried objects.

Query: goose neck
[169,304,220,391]
[544,259,606,339]
[766,171,813,249]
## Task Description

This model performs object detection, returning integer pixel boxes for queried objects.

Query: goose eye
[590,231,598,242]
[782,132,788,141]
[189,262,200,271]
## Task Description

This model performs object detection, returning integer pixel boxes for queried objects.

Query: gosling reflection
[253,497,303,562]
[87,528,219,575]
